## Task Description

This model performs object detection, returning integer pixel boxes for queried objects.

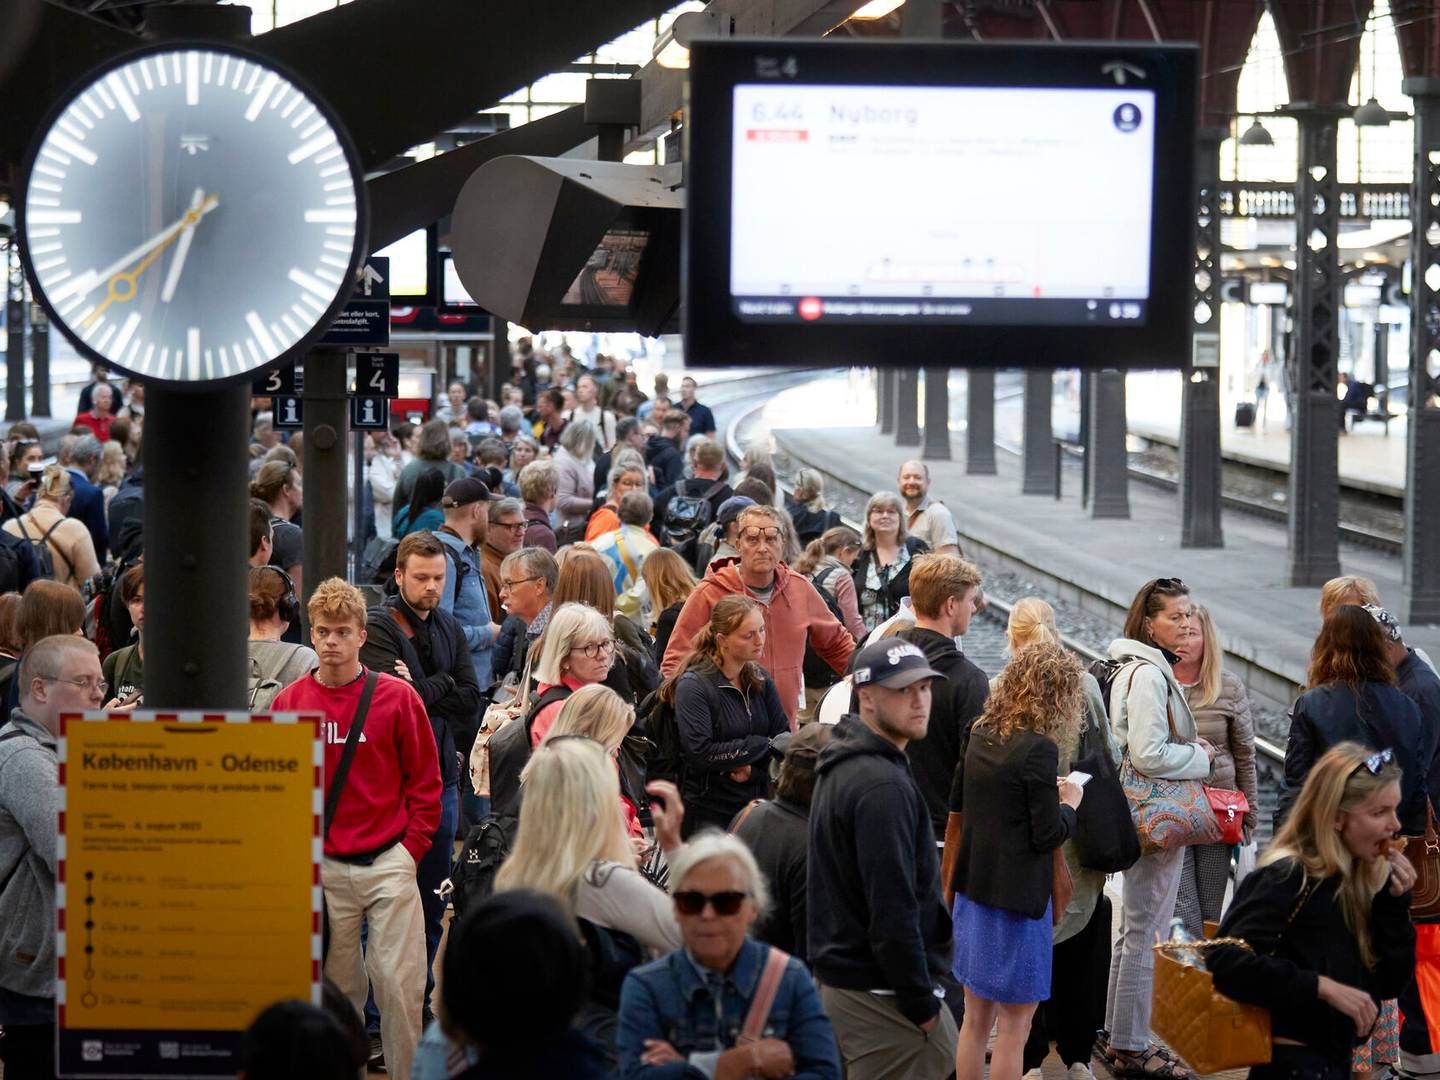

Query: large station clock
[19,43,366,384]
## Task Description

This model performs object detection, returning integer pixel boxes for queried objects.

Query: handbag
[1206,786,1251,846]
[736,947,791,1045]
[469,653,533,797]
[1071,711,1142,873]
[1116,666,1222,853]
[1404,801,1440,919]
[1150,879,1319,1075]
[1051,848,1072,926]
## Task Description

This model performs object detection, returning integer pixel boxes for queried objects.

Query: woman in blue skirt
[949,641,1087,1080]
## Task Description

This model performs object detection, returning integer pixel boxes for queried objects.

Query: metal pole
[302,349,351,629]
[1053,439,1062,500]
[29,302,49,418]
[965,369,997,474]
[5,232,25,423]
[895,368,921,446]
[1079,370,1092,509]
[490,319,511,403]
[1180,129,1224,547]
[144,383,250,708]
[1088,369,1131,518]
[921,367,951,460]
[1287,105,1345,586]
[879,368,896,435]
[352,430,365,581]
[1401,78,1440,622]
[1021,368,1056,494]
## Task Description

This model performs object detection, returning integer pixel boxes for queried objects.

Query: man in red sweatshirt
[273,577,439,1080]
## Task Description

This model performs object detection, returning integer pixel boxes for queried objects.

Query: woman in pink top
[527,601,614,748]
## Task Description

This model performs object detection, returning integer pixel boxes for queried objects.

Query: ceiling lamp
[850,0,906,17]
[1239,117,1274,146]
[1354,97,1391,127]
[652,10,726,70]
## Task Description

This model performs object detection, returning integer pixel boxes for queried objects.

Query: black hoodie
[807,714,953,1025]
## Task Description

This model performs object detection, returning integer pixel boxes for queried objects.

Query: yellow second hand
[81,195,216,329]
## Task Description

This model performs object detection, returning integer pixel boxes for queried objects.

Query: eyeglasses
[870,508,899,518]
[1357,748,1395,775]
[494,521,527,533]
[499,576,541,591]
[739,527,782,544]
[572,639,615,658]
[673,890,749,917]
[40,675,107,695]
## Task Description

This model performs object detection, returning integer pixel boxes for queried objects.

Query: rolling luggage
[1235,401,1256,428]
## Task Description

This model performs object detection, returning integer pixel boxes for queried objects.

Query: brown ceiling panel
[1268,0,1371,105]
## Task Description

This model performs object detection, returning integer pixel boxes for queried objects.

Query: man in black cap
[808,638,959,1079]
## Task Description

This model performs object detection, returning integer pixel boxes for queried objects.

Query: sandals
[1108,1044,1190,1080]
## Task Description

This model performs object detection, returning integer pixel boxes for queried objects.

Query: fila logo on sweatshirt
[324,723,369,746]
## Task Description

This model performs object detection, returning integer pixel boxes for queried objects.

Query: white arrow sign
[359,263,385,297]
[1101,61,1146,85]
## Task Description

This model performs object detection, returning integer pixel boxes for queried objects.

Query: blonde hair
[1263,741,1401,967]
[792,468,827,512]
[861,491,908,550]
[975,641,1083,750]
[494,737,634,913]
[1320,575,1381,620]
[543,683,634,753]
[641,548,696,623]
[532,602,612,685]
[1006,597,1059,653]
[307,577,366,629]
[1185,604,1225,710]
[97,441,127,487]
[37,464,72,502]
[908,554,982,619]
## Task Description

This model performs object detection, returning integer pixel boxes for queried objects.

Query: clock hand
[82,193,218,328]
[159,188,207,304]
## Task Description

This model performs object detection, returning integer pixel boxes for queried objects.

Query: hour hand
[160,187,208,303]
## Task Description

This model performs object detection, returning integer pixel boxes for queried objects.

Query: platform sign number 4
[356,353,399,398]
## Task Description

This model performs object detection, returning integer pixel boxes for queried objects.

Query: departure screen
[729,84,1157,326]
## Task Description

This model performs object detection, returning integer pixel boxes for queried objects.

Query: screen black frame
[684,38,1198,370]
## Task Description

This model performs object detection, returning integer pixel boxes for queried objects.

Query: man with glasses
[480,497,527,622]
[434,478,503,693]
[0,636,106,1078]
[273,579,439,1080]
[494,547,557,681]
[663,504,853,725]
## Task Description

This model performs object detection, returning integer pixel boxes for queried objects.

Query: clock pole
[301,346,352,630]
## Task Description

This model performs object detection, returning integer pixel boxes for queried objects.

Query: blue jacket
[434,528,497,691]
[617,938,840,1080]
[1282,681,1430,834]
[66,468,107,563]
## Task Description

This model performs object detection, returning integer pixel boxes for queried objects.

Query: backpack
[486,684,572,822]
[802,565,851,689]
[248,643,305,711]
[636,688,682,784]
[1069,709,1142,873]
[445,815,513,921]
[1088,657,1146,718]
[14,513,73,581]
[662,480,725,563]
[361,536,398,586]
[84,556,140,661]
[0,532,28,595]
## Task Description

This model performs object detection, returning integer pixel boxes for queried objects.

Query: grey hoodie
[0,709,59,1000]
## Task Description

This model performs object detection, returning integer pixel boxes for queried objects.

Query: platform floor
[757,373,1440,703]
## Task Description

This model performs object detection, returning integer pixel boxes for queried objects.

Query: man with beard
[898,460,960,557]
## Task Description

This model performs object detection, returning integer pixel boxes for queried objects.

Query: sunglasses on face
[1357,748,1395,775]
[673,890,749,916]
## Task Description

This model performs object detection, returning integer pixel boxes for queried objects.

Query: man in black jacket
[809,639,958,1079]
[360,530,482,1019]
[898,554,988,840]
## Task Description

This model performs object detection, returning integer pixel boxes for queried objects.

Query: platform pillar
[895,368,921,446]
[1402,78,1440,623]
[1181,128,1224,547]
[1286,105,1345,586]
[1022,368,1056,495]
[29,303,49,419]
[303,349,351,629]
[922,367,951,460]
[879,368,896,435]
[1088,370,1130,517]
[965,369,997,475]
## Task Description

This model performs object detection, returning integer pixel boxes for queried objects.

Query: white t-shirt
[565,404,617,451]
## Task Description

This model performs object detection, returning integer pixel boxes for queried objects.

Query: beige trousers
[819,984,959,1080]
[322,843,426,1080]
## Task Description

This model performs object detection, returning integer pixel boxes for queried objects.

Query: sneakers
[367,1034,386,1073]
[1069,1064,1097,1080]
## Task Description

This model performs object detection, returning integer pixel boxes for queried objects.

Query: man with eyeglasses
[433,478,503,693]
[480,497,528,623]
[0,635,106,1079]
[664,504,853,725]
[494,547,558,682]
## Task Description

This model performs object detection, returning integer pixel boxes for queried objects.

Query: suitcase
[1234,401,1256,428]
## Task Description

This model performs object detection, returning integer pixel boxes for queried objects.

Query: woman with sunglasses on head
[1099,577,1216,1080]
[658,595,789,838]
[617,831,841,1080]
[851,491,929,632]
[1208,742,1416,1080]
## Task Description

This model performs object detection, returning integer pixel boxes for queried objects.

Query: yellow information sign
[58,713,321,1078]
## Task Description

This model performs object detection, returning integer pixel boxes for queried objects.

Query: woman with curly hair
[948,642,1087,1080]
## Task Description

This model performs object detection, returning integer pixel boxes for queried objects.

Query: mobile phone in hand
[1065,770,1092,787]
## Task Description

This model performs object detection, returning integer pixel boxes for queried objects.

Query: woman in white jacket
[1098,578,1216,1080]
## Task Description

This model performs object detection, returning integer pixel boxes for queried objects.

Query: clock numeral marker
[298,292,325,315]
[56,117,86,142]
[156,58,169,87]
[186,52,200,106]
[246,73,279,122]
[48,133,96,167]
[27,209,84,226]
[172,54,183,84]
[319,255,347,271]
[280,91,302,119]
[246,312,279,358]
[187,328,201,380]
[231,61,246,91]
[33,256,66,273]
[92,83,115,112]
[125,338,141,366]
[288,131,335,165]
[290,103,317,130]
[288,268,334,303]
[80,315,104,342]
[323,180,352,193]
[204,348,215,379]
[299,116,328,141]
[30,242,62,256]
[319,163,350,178]
[106,75,140,122]
[123,67,140,96]
[244,338,264,366]
[216,56,230,87]
[202,52,214,86]
[270,84,290,111]
[30,180,63,194]
[281,313,304,339]
[218,345,233,376]
[34,163,65,180]
[110,313,142,358]
[41,270,72,288]
[159,347,170,375]
[28,195,60,208]
[304,208,355,224]
[244,66,262,94]
[323,240,351,253]
[270,321,291,348]
[29,229,61,240]
[141,343,156,373]
[314,147,344,166]
[138,60,154,91]
[80,95,104,122]
[95,322,118,351]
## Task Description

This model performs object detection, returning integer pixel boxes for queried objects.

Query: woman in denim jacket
[617,833,841,1079]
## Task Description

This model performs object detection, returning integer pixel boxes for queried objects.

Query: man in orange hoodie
[663,504,854,726]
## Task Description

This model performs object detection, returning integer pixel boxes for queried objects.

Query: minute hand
[58,196,221,304]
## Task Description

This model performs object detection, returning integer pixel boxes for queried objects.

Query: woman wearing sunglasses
[658,595,789,837]
[617,831,841,1079]
[1209,742,1416,1080]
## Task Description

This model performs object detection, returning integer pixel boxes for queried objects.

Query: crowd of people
[0,348,1439,1080]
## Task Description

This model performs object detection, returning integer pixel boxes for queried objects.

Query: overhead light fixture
[652,9,725,70]
[849,0,906,18]
[1354,97,1391,127]
[1239,117,1274,146]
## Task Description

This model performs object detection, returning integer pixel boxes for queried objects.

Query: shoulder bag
[736,947,792,1045]
[1072,707,1143,873]
[1404,801,1440,919]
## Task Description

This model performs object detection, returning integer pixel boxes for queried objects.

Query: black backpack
[0,532,30,595]
[447,816,513,921]
[1088,657,1145,718]
[802,565,851,689]
[662,480,725,562]
[636,688,683,785]
[487,684,572,822]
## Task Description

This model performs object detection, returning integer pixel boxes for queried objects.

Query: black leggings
[1022,893,1112,1071]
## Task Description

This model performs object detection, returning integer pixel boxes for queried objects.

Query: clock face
[20,44,366,384]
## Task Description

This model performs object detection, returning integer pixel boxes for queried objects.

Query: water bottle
[1167,918,1206,970]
